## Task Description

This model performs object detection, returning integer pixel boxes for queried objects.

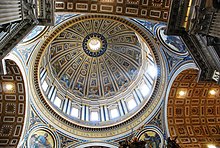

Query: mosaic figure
[139,130,162,148]
[160,29,187,53]
[29,130,54,148]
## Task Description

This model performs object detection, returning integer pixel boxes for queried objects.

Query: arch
[164,62,198,137]
[4,52,30,147]
[0,56,27,147]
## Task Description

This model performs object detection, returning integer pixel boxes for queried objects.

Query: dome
[31,15,163,136]
[48,18,142,100]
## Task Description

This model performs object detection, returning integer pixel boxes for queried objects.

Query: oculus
[82,33,107,57]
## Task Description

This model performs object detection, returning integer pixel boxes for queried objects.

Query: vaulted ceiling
[55,0,170,22]
[0,60,26,147]
[167,69,220,147]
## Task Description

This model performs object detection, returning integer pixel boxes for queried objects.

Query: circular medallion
[27,126,59,148]
[29,130,54,148]
[157,26,188,55]
[137,127,164,148]
[83,33,107,57]
[22,26,48,44]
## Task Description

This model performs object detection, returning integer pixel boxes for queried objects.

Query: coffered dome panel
[48,19,142,100]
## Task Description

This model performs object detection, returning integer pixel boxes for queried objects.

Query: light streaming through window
[127,99,137,111]
[71,107,79,118]
[54,97,62,108]
[110,108,119,119]
[207,145,216,148]
[91,111,99,121]
[139,82,150,98]
[148,65,157,78]
[42,81,48,91]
